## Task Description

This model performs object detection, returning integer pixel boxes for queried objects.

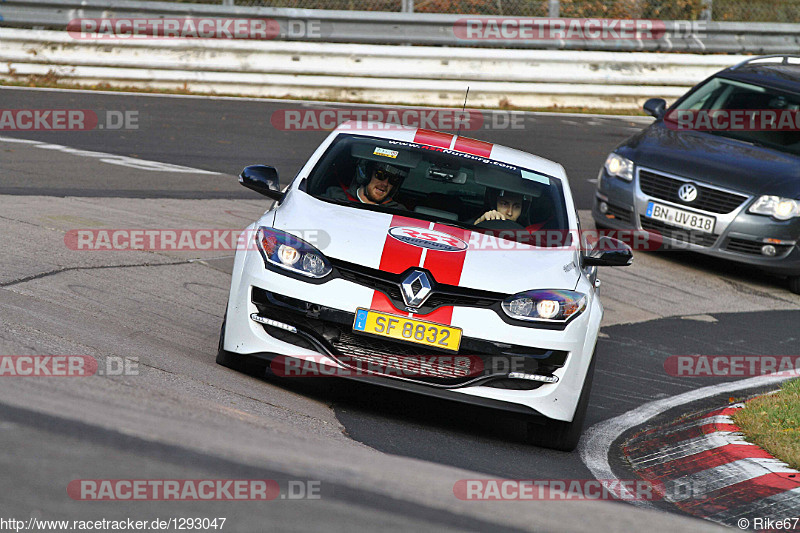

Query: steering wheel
[475,218,525,230]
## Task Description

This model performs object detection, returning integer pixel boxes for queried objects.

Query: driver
[327,160,407,209]
[475,189,525,224]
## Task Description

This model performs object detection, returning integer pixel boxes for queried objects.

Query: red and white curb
[624,403,800,530]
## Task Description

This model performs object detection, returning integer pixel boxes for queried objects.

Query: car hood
[269,190,581,294]
[620,122,800,198]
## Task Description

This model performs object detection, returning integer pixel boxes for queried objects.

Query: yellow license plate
[352,308,462,352]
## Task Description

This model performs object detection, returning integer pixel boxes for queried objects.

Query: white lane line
[630,431,755,469]
[0,135,219,174]
[579,372,794,506]
[666,458,797,503]
[0,136,41,144]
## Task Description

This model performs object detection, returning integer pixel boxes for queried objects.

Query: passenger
[475,189,525,225]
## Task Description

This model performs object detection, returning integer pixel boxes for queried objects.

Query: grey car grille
[639,170,748,214]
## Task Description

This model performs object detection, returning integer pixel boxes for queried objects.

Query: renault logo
[400,271,432,309]
[677,183,698,203]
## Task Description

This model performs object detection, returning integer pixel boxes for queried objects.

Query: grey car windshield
[306,134,570,245]
[667,76,800,155]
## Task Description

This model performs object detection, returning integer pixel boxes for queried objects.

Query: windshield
[305,134,570,245]
[668,76,800,155]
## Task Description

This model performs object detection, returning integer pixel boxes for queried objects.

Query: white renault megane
[217,122,632,451]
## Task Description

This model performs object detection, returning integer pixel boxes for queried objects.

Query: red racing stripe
[415,224,471,325]
[414,129,453,148]
[377,216,428,275]
[369,215,429,314]
[424,224,471,286]
[453,136,493,158]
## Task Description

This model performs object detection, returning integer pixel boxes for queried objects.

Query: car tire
[215,312,242,369]
[789,275,800,295]
[526,350,596,452]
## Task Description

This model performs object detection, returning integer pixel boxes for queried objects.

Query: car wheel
[526,350,596,452]
[215,312,241,369]
[789,275,800,295]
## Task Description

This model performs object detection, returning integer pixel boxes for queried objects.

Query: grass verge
[732,379,800,470]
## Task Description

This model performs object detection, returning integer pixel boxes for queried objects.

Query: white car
[217,122,632,451]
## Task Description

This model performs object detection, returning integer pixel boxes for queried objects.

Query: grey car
[592,55,800,294]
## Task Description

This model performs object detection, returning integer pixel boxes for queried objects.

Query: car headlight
[748,196,800,221]
[605,153,633,181]
[604,153,634,181]
[255,227,332,278]
[501,290,587,323]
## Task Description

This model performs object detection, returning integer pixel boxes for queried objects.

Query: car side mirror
[643,98,666,120]
[239,165,283,201]
[583,237,633,267]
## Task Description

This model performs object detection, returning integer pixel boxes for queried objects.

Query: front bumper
[592,167,800,276]
[222,239,601,422]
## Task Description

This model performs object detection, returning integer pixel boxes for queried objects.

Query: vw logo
[677,183,698,203]
[400,270,432,309]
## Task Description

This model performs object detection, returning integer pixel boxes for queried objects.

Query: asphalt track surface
[0,86,649,206]
[2,87,799,532]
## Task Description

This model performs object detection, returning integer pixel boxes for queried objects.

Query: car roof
[720,56,800,94]
[332,121,567,182]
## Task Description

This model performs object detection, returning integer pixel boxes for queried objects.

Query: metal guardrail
[1,0,800,52]
[0,28,747,110]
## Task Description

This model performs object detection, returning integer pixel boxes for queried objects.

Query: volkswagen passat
[218,122,632,451]
[593,55,800,293]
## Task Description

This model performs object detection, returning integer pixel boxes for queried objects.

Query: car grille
[724,237,793,257]
[333,258,504,314]
[334,333,475,379]
[251,287,566,388]
[639,216,719,247]
[639,170,748,214]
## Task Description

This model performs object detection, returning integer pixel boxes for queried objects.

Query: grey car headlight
[748,196,800,221]
[604,153,634,181]
[502,290,587,323]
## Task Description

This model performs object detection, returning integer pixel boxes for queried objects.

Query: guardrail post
[401,0,414,13]
[222,0,234,5]
[701,0,712,20]
[548,0,560,18]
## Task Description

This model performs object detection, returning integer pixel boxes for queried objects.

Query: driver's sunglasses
[372,169,402,186]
